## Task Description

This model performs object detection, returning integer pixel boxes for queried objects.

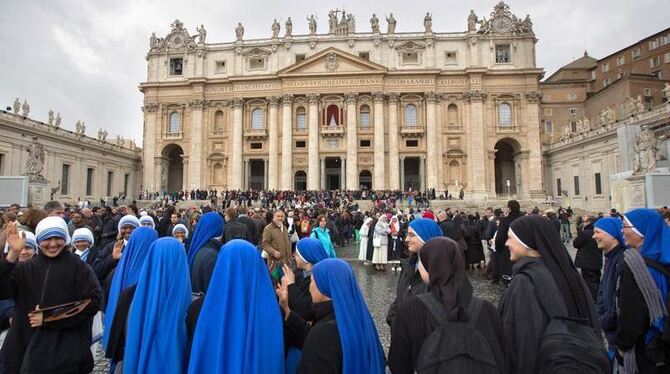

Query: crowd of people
[0,195,669,373]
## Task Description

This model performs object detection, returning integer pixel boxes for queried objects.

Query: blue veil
[594,216,626,247]
[186,212,223,267]
[103,227,158,349]
[408,218,442,243]
[123,237,192,374]
[312,259,385,374]
[625,208,670,340]
[188,240,285,374]
[296,237,329,264]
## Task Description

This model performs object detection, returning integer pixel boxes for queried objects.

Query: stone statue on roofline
[271,19,280,38]
[285,17,293,37]
[13,98,20,114]
[235,23,244,41]
[467,10,478,32]
[307,15,317,35]
[386,13,396,34]
[370,14,380,33]
[21,100,30,117]
[54,113,61,128]
[48,109,54,126]
[424,12,432,33]
[196,24,207,43]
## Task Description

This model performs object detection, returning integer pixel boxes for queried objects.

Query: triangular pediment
[278,47,387,76]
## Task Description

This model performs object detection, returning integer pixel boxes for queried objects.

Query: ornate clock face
[492,16,512,33]
[169,34,183,47]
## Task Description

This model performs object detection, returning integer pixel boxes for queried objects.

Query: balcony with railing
[444,123,463,132]
[244,128,267,139]
[320,125,345,137]
[162,131,183,140]
[400,124,424,137]
[495,124,520,133]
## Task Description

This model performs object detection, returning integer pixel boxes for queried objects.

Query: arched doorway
[294,171,307,191]
[494,138,521,196]
[359,170,372,190]
[161,144,184,192]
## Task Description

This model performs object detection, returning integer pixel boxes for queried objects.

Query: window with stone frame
[251,108,264,129]
[61,164,70,195]
[169,58,183,75]
[86,168,94,196]
[359,105,371,128]
[402,52,419,64]
[545,120,553,133]
[498,103,512,126]
[495,45,510,64]
[168,112,181,133]
[296,107,307,129]
[404,104,418,127]
[249,57,266,71]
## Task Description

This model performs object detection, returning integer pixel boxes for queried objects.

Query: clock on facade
[492,16,513,33]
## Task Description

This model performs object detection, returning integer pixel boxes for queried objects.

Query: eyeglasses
[622,225,634,229]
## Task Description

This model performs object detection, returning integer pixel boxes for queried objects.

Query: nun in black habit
[498,214,600,373]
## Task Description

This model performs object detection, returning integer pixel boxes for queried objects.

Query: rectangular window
[650,56,661,68]
[601,63,609,72]
[358,52,369,60]
[295,141,306,148]
[574,175,580,196]
[169,58,183,75]
[215,60,226,73]
[295,54,306,63]
[544,108,553,116]
[571,121,577,132]
[250,142,263,149]
[61,164,70,195]
[665,53,670,63]
[107,171,113,196]
[360,110,370,128]
[545,120,553,133]
[542,95,551,102]
[594,173,602,195]
[495,44,510,63]
[632,48,641,59]
[617,55,625,66]
[557,178,562,196]
[591,70,596,80]
[569,108,577,116]
[402,52,419,64]
[405,139,419,147]
[124,174,129,196]
[0,154,4,174]
[650,39,659,50]
[86,168,94,196]
[360,139,371,147]
[249,57,266,70]
[445,51,457,65]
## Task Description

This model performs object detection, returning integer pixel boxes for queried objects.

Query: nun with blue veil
[281,237,330,374]
[123,237,192,374]
[277,258,386,374]
[188,240,285,374]
[102,227,158,369]
[187,212,224,294]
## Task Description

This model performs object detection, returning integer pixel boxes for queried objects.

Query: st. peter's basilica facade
[141,3,544,200]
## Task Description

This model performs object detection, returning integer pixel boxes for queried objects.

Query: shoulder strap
[643,257,670,279]
[466,297,485,327]
[418,293,448,326]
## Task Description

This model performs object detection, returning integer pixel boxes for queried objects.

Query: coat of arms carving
[325,52,338,72]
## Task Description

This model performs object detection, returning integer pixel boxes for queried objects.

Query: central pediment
[278,47,387,77]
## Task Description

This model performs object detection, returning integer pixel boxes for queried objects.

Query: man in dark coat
[494,200,523,284]
[237,206,259,245]
[438,212,461,242]
[573,215,602,300]
[223,208,248,243]
[190,238,223,294]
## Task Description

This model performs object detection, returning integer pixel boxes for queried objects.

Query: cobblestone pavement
[93,241,511,372]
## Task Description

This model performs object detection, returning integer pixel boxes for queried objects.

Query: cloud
[1,0,669,144]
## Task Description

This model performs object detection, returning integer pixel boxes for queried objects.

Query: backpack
[519,267,611,374]
[416,294,501,374]
[300,219,310,234]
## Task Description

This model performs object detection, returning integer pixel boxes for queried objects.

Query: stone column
[267,97,279,190]
[400,157,405,191]
[264,157,269,190]
[372,91,385,189]
[419,156,425,191]
[340,157,346,190]
[345,92,358,190]
[387,94,400,190]
[425,92,439,191]
[525,92,544,198]
[307,94,320,190]
[188,98,205,190]
[518,151,530,198]
[231,98,244,190]
[281,95,293,190]
[320,157,326,189]
[466,90,487,199]
[142,103,159,191]
[243,159,249,190]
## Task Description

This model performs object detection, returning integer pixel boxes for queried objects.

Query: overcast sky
[1,0,668,143]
